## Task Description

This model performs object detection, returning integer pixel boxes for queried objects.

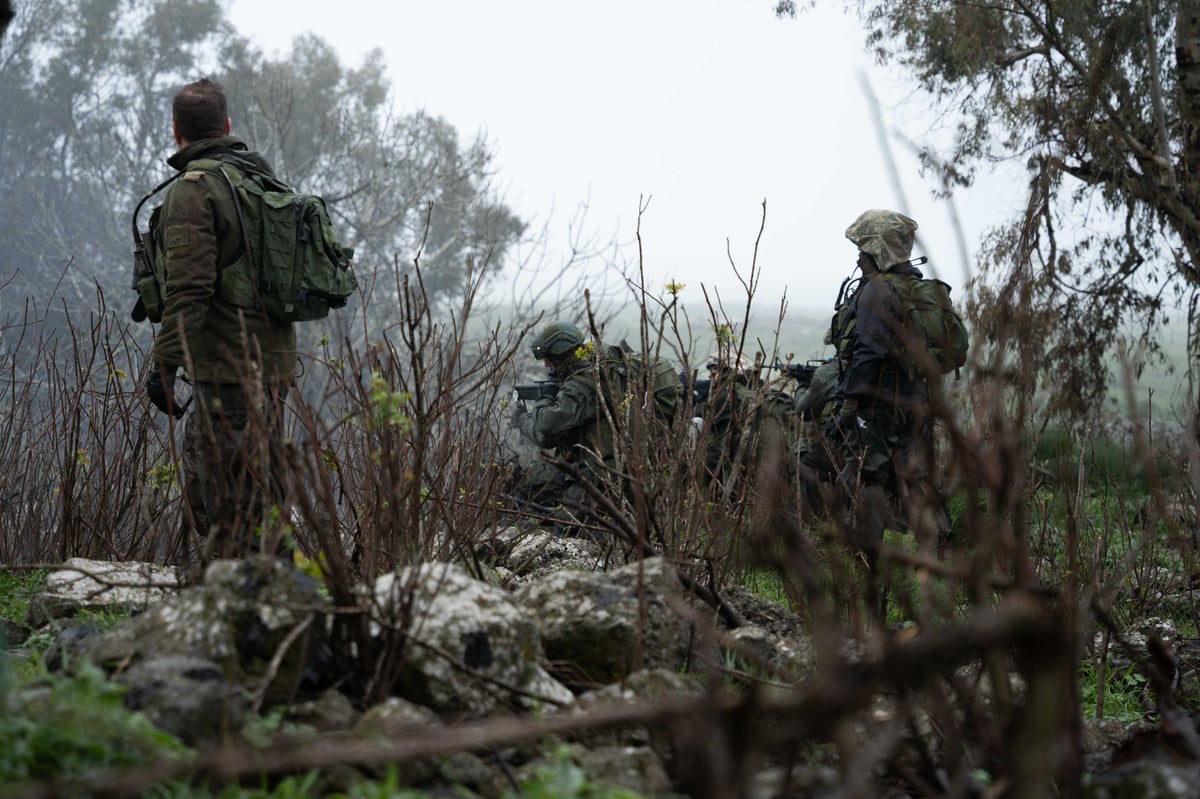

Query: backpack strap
[213,164,257,294]
[179,158,260,306]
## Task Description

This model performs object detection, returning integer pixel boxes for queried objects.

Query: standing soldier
[826,210,935,535]
[142,79,296,560]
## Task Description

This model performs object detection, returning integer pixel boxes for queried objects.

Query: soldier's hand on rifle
[510,400,528,426]
[145,361,185,419]
[824,397,860,441]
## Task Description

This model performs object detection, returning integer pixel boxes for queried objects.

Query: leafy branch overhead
[780,1,1200,417]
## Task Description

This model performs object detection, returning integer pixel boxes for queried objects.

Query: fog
[226,0,1020,316]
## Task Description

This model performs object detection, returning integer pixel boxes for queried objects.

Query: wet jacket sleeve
[150,175,220,370]
[521,378,598,449]
[838,277,903,399]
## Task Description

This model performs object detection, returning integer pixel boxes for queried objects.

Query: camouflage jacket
[517,358,613,464]
[150,136,297,384]
[836,263,928,408]
[794,358,840,421]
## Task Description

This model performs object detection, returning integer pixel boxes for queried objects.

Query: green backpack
[876,271,969,377]
[131,157,356,324]
[601,345,681,424]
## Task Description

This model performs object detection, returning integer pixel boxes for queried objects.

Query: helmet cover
[845,209,918,270]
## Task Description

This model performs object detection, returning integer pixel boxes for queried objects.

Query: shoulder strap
[177,158,256,296]
[132,171,184,244]
[214,163,256,278]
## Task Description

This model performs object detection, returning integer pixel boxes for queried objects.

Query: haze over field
[227,0,1018,314]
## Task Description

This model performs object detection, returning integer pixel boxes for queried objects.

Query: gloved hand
[146,362,184,419]
[823,397,860,441]
[838,396,859,424]
[511,400,528,426]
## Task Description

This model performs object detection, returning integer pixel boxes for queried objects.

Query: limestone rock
[516,557,703,688]
[370,561,574,716]
[116,655,248,746]
[78,557,327,709]
[27,558,179,627]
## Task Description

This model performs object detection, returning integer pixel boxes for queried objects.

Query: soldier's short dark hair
[172,78,228,142]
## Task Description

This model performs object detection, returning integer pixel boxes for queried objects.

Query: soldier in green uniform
[512,320,680,516]
[828,210,930,535]
[699,349,759,492]
[143,78,295,559]
[514,321,609,487]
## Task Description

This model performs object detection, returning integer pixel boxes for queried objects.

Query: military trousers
[182,380,291,559]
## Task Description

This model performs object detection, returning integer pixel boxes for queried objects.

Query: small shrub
[0,660,188,784]
[0,569,46,625]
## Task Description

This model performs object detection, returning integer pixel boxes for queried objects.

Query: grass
[1079,660,1150,724]
[0,570,47,626]
[0,660,189,784]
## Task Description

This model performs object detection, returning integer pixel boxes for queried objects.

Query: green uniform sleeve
[150,174,220,370]
[526,379,597,449]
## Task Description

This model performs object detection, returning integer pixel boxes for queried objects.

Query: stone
[77,557,327,709]
[572,744,671,797]
[370,561,573,716]
[284,689,361,733]
[27,558,179,628]
[116,655,248,746]
[516,557,705,688]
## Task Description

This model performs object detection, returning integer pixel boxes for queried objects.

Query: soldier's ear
[223,117,232,136]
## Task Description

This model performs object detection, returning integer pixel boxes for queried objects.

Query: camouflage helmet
[531,320,585,359]
[706,348,756,375]
[845,209,918,270]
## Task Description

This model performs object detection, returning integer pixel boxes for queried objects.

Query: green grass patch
[1079,659,1148,723]
[0,660,188,785]
[741,568,791,608]
[0,569,47,625]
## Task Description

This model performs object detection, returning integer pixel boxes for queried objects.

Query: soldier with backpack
[138,79,303,560]
[821,209,961,564]
[512,320,680,518]
[699,348,760,491]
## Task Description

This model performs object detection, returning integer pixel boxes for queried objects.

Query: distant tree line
[0,0,525,373]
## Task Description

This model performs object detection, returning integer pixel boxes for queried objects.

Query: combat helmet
[531,320,585,359]
[845,209,918,270]
[706,348,756,376]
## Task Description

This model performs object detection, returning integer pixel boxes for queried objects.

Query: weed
[0,660,188,784]
[503,746,663,799]
[1079,659,1149,723]
[0,569,46,624]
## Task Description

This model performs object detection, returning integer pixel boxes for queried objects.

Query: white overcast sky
[226,0,1021,315]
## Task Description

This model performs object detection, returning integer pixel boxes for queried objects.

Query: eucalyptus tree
[0,0,523,372]
[0,0,230,327]
[219,35,526,320]
[782,1,1200,418]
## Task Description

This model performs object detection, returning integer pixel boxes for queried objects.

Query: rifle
[772,361,820,391]
[513,380,561,402]
[678,371,711,407]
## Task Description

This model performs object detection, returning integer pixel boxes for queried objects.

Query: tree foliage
[0,0,523,370]
[783,1,1200,417]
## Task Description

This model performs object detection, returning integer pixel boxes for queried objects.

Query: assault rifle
[772,361,820,391]
[678,370,711,408]
[513,379,561,402]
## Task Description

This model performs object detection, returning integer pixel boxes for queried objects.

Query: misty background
[0,0,1185,412]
